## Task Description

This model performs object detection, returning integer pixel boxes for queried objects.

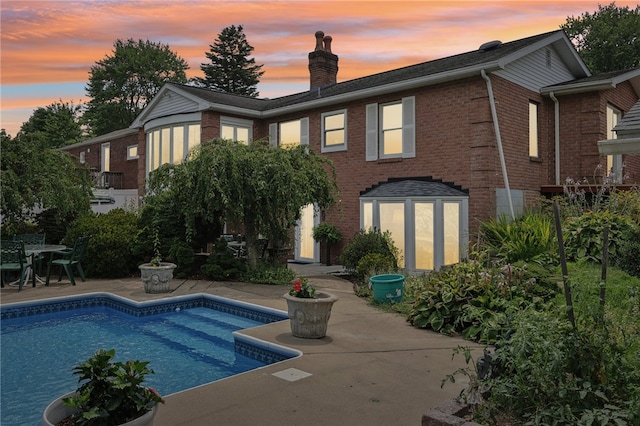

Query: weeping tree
[147,139,339,268]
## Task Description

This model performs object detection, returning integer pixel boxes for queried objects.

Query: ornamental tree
[147,139,339,268]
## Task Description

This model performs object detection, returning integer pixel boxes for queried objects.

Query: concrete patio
[1,263,481,425]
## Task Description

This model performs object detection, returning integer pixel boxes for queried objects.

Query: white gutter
[481,69,515,220]
[549,91,560,185]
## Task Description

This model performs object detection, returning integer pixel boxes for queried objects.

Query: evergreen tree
[197,25,264,97]
[85,39,189,136]
[562,3,640,74]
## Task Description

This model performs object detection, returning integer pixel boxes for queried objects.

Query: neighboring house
[63,30,640,272]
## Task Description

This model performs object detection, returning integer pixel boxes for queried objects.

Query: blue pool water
[0,293,295,426]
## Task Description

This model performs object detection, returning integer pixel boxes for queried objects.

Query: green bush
[340,228,398,278]
[64,209,140,278]
[169,239,195,279]
[563,211,636,264]
[615,226,640,278]
[242,261,296,285]
[200,238,246,281]
[480,211,556,264]
[356,253,396,281]
[408,259,554,344]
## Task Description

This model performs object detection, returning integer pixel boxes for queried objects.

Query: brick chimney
[308,31,338,90]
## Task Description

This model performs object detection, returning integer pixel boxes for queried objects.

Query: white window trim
[359,196,468,272]
[127,145,139,160]
[220,116,253,143]
[366,96,415,161]
[321,109,347,153]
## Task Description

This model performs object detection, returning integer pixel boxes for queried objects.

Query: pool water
[0,294,294,426]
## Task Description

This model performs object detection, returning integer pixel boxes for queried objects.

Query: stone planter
[283,291,338,338]
[139,262,176,294]
[42,392,159,426]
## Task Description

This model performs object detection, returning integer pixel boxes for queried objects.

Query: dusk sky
[1,0,635,137]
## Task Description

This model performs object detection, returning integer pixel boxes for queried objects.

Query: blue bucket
[369,274,404,303]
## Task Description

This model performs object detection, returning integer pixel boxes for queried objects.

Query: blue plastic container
[369,274,404,303]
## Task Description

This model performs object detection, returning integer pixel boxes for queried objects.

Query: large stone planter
[42,392,159,426]
[139,262,176,294]
[283,291,338,338]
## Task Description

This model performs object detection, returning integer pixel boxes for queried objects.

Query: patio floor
[0,263,481,425]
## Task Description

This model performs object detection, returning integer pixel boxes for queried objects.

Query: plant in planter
[312,222,342,266]
[139,228,176,293]
[43,348,164,426]
[283,277,338,338]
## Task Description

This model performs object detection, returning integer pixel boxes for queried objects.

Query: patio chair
[45,236,91,286]
[1,240,30,291]
[13,233,46,282]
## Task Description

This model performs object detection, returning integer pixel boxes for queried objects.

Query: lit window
[606,104,622,179]
[127,145,138,160]
[366,97,415,161]
[269,118,309,148]
[221,116,253,144]
[529,102,539,158]
[146,123,201,173]
[321,110,347,152]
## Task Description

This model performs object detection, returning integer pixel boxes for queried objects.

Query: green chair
[1,240,30,291]
[13,234,46,284]
[45,236,91,286]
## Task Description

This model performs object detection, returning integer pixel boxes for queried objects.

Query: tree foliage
[147,139,339,267]
[562,2,640,74]
[196,25,264,97]
[84,39,189,135]
[0,130,93,234]
[18,100,84,149]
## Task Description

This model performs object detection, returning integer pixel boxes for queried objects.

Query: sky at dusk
[1,0,636,137]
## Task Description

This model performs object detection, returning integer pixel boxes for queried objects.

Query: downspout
[549,91,560,185]
[481,69,515,220]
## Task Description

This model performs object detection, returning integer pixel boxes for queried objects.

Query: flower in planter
[289,277,316,298]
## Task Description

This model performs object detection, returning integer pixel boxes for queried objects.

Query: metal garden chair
[45,236,91,286]
[13,233,46,284]
[1,240,31,291]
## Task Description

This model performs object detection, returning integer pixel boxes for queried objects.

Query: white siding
[145,94,200,122]
[495,46,575,92]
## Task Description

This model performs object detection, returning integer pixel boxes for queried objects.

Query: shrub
[168,239,195,279]
[480,211,556,264]
[242,261,296,285]
[64,209,140,278]
[563,211,636,264]
[355,253,396,281]
[340,228,398,278]
[200,238,246,281]
[615,226,640,278]
[408,259,554,344]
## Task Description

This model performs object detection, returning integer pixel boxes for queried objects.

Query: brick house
[62,30,640,272]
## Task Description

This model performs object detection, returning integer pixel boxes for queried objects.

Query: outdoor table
[23,244,67,286]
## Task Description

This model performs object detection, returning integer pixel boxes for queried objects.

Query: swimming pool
[0,292,299,426]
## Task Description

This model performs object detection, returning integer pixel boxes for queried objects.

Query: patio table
[17,244,67,286]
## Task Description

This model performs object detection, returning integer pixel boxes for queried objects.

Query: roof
[542,67,640,96]
[614,99,640,138]
[360,177,468,198]
[132,30,588,127]
[60,128,138,151]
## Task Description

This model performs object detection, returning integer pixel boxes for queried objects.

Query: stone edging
[422,398,484,426]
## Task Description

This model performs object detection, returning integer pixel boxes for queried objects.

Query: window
[321,110,347,152]
[606,104,622,179]
[101,143,110,172]
[269,118,309,147]
[366,96,415,160]
[79,151,86,164]
[146,123,200,174]
[529,102,539,158]
[360,193,468,272]
[221,116,253,144]
[127,145,138,160]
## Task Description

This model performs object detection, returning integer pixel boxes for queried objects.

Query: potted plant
[139,228,176,293]
[312,222,342,266]
[283,277,338,338]
[42,348,164,426]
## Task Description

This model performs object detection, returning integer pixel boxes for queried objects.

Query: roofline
[59,128,139,150]
[598,137,640,155]
[542,68,640,96]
